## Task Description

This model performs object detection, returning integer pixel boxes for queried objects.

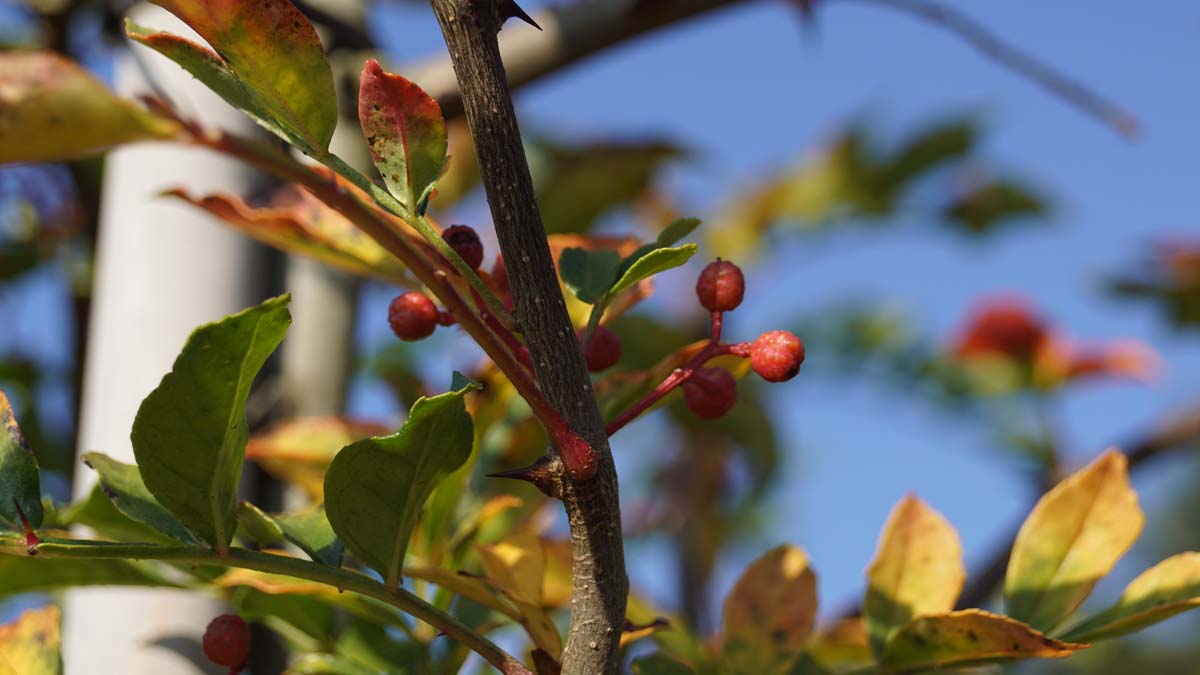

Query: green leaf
[611,244,697,297]
[0,389,42,532]
[0,554,178,596]
[657,217,702,247]
[0,606,61,675]
[80,453,199,544]
[324,378,479,588]
[943,180,1046,234]
[864,495,964,657]
[142,0,336,155]
[275,504,343,567]
[632,654,696,675]
[1060,552,1200,642]
[879,609,1085,673]
[559,247,621,304]
[233,586,336,646]
[358,59,447,212]
[1005,450,1143,632]
[237,501,285,545]
[132,295,292,551]
[0,51,180,163]
[60,486,175,544]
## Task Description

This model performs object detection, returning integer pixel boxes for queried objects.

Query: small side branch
[833,0,1140,138]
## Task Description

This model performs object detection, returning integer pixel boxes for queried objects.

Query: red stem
[605,312,749,436]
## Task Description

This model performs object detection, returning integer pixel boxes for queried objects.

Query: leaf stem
[0,536,533,675]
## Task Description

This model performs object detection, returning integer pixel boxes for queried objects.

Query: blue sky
[3,0,1199,641]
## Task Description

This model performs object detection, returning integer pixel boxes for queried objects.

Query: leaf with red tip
[131,0,336,154]
[358,59,448,212]
[0,51,179,163]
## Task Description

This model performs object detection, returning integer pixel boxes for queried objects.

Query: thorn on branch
[489,455,563,498]
[498,0,542,30]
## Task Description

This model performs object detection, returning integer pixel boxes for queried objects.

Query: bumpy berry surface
[202,614,250,670]
[683,367,738,419]
[442,224,485,269]
[695,260,745,313]
[750,330,805,382]
[580,325,622,372]
[388,291,439,341]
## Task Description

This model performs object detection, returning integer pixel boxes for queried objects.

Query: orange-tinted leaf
[166,187,411,284]
[721,545,817,664]
[358,58,447,212]
[476,532,564,657]
[0,51,179,163]
[864,495,964,657]
[1060,552,1200,642]
[403,566,520,621]
[1005,450,1143,632]
[146,0,336,154]
[245,417,391,501]
[880,609,1085,673]
[0,605,61,675]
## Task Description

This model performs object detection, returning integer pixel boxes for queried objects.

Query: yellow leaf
[0,51,179,163]
[477,531,545,606]
[721,545,817,664]
[1005,449,1143,631]
[806,617,872,673]
[215,567,340,598]
[864,495,964,657]
[880,609,1086,673]
[540,539,575,608]
[245,417,391,501]
[621,618,671,649]
[0,606,62,675]
[1061,551,1200,642]
[404,566,520,621]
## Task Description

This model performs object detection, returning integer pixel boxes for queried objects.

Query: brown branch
[411,0,748,119]
[831,0,1140,138]
[426,2,627,674]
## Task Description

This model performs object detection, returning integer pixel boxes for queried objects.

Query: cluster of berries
[683,260,804,420]
[385,225,804,424]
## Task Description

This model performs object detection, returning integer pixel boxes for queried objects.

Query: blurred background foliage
[1,0,1198,673]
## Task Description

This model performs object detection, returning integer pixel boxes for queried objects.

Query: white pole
[62,5,270,673]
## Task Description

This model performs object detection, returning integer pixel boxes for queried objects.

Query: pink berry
[696,260,745,313]
[683,367,738,419]
[442,224,484,269]
[579,325,622,372]
[750,330,805,382]
[388,291,439,341]
[202,614,250,670]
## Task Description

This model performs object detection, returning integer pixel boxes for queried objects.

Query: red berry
[750,330,805,382]
[683,367,738,419]
[579,325,622,372]
[696,260,745,313]
[202,614,250,670]
[388,291,439,341]
[442,224,484,269]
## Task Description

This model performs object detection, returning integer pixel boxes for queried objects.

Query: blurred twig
[832,0,1141,138]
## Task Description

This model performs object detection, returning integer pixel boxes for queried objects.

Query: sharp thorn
[499,0,542,30]
[488,455,558,497]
